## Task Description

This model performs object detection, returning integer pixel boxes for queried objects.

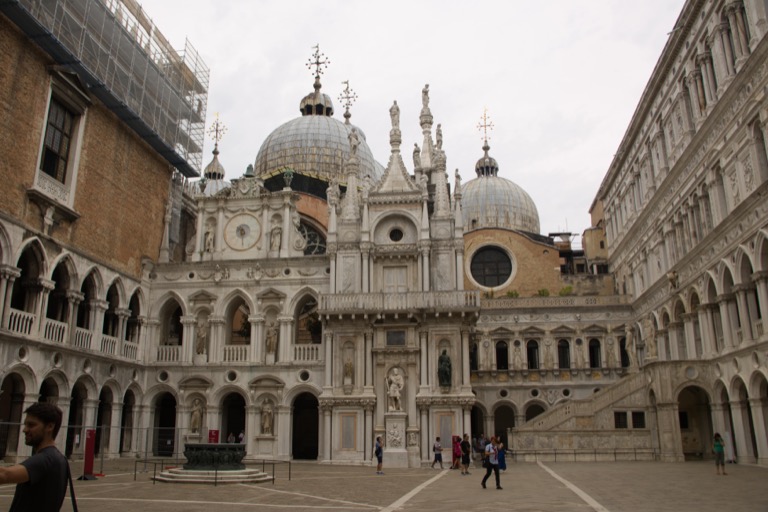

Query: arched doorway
[65,381,87,457]
[470,405,484,442]
[0,373,25,458]
[292,393,318,459]
[221,393,246,443]
[677,385,712,459]
[120,390,135,454]
[493,405,515,447]
[154,393,176,456]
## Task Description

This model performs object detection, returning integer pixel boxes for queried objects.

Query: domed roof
[201,143,230,196]
[461,142,540,233]
[254,107,384,184]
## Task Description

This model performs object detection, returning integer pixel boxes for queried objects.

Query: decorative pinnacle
[477,107,494,145]
[307,44,331,81]
[207,112,227,152]
[338,80,357,123]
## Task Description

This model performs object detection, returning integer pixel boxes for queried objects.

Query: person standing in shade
[460,433,472,475]
[713,433,727,475]
[0,403,69,512]
[481,436,502,490]
[375,436,384,475]
[431,436,444,469]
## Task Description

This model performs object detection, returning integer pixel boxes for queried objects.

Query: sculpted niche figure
[261,401,274,435]
[265,322,278,354]
[421,83,430,109]
[386,368,405,412]
[189,398,203,434]
[270,226,282,251]
[195,320,208,355]
[438,350,452,387]
[390,101,400,130]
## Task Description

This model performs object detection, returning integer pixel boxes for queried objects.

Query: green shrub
[558,286,573,296]
[536,289,550,297]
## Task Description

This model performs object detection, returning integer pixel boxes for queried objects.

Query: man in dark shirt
[0,403,69,511]
[460,433,472,475]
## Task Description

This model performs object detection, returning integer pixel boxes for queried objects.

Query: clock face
[224,214,261,250]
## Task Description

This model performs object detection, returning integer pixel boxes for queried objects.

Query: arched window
[299,222,326,255]
[295,296,321,344]
[526,340,539,370]
[557,339,570,369]
[495,341,509,370]
[588,339,601,368]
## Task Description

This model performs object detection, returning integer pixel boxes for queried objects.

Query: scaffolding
[1,0,209,177]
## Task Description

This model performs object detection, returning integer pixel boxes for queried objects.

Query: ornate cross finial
[207,112,227,145]
[338,80,357,111]
[477,107,494,144]
[307,44,330,79]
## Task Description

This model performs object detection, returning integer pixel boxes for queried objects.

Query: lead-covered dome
[461,142,540,233]
[254,74,383,184]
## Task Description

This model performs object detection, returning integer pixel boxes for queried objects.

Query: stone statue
[265,322,278,353]
[327,177,340,206]
[625,329,636,367]
[270,226,282,251]
[647,323,658,358]
[386,368,404,412]
[344,360,354,379]
[437,349,452,387]
[421,83,430,109]
[261,401,273,435]
[513,346,523,370]
[348,128,360,156]
[606,338,616,367]
[413,143,421,169]
[189,398,203,433]
[195,320,207,355]
[454,169,461,192]
[436,123,443,149]
[390,101,400,130]
[204,229,214,253]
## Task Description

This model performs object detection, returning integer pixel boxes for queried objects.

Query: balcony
[319,291,480,316]
[5,308,139,362]
[294,344,321,362]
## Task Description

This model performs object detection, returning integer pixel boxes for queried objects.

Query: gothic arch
[124,382,144,404]
[105,276,127,307]
[13,237,48,276]
[748,368,768,398]
[71,373,99,399]
[48,253,78,288]
[288,286,320,313]
[150,291,188,318]
[0,222,11,265]
[755,229,768,271]
[79,267,104,298]
[734,247,755,284]
[215,288,255,318]
[126,286,145,314]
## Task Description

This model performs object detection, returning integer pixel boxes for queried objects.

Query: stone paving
[0,458,766,511]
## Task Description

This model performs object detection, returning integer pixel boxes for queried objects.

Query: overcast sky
[139,0,686,239]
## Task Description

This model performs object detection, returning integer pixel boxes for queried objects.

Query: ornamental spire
[338,80,357,124]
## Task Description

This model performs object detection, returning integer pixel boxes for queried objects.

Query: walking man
[0,403,69,511]
[430,436,444,469]
[481,436,502,490]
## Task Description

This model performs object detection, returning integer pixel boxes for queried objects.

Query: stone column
[364,330,373,391]
[419,330,428,388]
[718,22,737,77]
[747,398,768,464]
[698,305,715,357]
[419,404,429,464]
[461,329,471,391]
[277,405,290,460]
[733,285,753,342]
[729,400,755,462]
[716,295,735,348]
[0,266,20,329]
[324,332,333,388]
[208,315,225,362]
[421,247,430,292]
[245,404,258,460]
[108,401,123,457]
[361,245,370,293]
[180,316,197,362]
[322,404,332,462]
[65,291,83,346]
[656,402,684,462]
[462,405,472,439]
[278,316,293,363]
[364,403,374,461]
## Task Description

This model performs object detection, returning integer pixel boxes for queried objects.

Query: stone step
[153,468,274,484]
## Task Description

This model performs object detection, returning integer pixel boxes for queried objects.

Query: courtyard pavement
[1,457,766,511]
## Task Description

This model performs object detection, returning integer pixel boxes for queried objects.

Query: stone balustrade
[319,290,480,315]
